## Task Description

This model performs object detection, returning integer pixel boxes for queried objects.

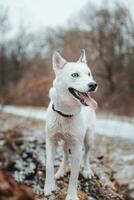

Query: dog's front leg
[66,143,82,200]
[55,142,68,179]
[44,138,56,196]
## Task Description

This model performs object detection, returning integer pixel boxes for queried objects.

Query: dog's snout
[88,82,97,91]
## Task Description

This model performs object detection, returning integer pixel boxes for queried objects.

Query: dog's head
[52,50,98,109]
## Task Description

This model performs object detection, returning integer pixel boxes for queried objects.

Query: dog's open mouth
[68,88,97,109]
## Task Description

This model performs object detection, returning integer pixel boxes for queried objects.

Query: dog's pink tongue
[84,95,98,109]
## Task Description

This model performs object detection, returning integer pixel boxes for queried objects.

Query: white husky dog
[44,49,98,200]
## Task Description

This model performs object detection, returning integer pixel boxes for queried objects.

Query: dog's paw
[65,195,79,200]
[55,170,66,179]
[82,168,94,179]
[44,184,56,196]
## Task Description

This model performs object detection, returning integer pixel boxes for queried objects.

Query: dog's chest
[50,115,83,141]
[55,117,73,135]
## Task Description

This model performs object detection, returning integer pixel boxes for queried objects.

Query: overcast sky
[0,0,90,31]
[0,0,133,34]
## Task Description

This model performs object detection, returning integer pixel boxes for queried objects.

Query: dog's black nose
[88,82,97,91]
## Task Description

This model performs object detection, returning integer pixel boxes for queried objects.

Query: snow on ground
[96,118,134,139]
[0,105,46,120]
[0,105,134,140]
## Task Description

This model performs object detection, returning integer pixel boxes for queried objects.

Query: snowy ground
[0,106,134,199]
[1,105,134,140]
[0,105,46,120]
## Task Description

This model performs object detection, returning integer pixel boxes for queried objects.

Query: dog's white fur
[44,50,97,200]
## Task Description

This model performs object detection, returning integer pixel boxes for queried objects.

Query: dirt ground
[0,112,134,200]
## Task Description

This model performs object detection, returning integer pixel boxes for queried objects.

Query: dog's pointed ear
[53,51,67,72]
[78,49,87,63]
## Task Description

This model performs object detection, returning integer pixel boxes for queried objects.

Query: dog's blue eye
[71,73,79,78]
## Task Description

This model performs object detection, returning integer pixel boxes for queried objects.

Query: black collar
[52,104,73,118]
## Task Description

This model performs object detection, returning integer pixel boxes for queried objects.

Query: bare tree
[0,6,10,102]
[73,3,134,93]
